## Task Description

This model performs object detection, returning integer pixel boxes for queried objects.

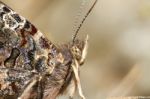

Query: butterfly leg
[68,78,76,99]
[71,60,85,99]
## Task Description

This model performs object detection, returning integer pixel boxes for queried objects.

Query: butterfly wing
[0,1,52,98]
[0,2,76,99]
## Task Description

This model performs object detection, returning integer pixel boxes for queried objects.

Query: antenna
[72,0,98,44]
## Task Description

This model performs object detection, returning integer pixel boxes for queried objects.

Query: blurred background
[1,0,150,99]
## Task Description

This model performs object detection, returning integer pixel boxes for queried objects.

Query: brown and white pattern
[0,0,97,99]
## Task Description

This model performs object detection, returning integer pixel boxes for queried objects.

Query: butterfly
[0,0,97,99]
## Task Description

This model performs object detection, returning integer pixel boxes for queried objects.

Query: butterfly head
[70,35,88,65]
[69,0,96,66]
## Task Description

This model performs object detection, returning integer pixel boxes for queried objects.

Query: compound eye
[72,46,79,54]
[72,46,81,61]
[75,47,79,53]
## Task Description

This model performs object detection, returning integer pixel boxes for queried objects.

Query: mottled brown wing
[0,1,77,99]
[0,1,53,98]
[0,68,36,98]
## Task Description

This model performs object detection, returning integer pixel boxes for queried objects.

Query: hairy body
[0,1,75,99]
[0,0,98,98]
[0,1,91,99]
